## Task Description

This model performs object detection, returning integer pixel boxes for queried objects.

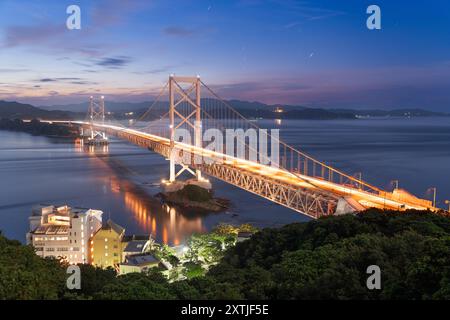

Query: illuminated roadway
[46,120,441,218]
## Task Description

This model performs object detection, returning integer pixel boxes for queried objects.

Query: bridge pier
[167,75,205,186]
[82,96,109,145]
[169,155,176,182]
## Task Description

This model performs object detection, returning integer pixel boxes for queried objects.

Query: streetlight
[392,180,399,190]
[445,200,450,212]
[429,187,437,208]
[355,172,362,189]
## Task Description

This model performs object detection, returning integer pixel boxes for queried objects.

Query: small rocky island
[157,180,230,212]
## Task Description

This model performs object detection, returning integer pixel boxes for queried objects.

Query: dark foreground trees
[1,209,450,300]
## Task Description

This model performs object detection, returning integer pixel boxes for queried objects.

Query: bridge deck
[63,121,439,217]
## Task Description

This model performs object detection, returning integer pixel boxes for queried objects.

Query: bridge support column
[167,75,205,184]
[169,156,176,182]
[195,77,202,181]
[169,76,176,182]
[85,96,108,145]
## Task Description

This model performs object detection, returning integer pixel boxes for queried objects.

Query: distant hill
[40,99,307,113]
[0,100,82,120]
[39,101,153,113]
[5,99,449,121]
[331,108,447,118]
[39,99,355,120]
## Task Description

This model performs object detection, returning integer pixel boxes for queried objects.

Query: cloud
[70,81,99,85]
[1,24,64,48]
[39,78,56,82]
[133,65,176,75]
[207,65,450,111]
[0,1,151,58]
[0,68,31,73]
[0,22,110,60]
[32,77,98,86]
[163,26,195,37]
[36,78,83,83]
[89,0,153,29]
[94,56,132,69]
[211,80,313,102]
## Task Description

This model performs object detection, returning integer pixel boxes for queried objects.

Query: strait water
[0,117,449,244]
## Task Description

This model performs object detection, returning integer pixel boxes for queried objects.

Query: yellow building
[90,219,125,269]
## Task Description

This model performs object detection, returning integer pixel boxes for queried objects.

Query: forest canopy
[1,208,450,300]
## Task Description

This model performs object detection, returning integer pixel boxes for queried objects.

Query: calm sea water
[1,117,449,243]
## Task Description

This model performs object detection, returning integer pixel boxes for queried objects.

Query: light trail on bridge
[66,120,438,217]
[40,75,444,219]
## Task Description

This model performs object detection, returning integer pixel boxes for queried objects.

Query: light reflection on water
[1,117,449,243]
[73,142,205,245]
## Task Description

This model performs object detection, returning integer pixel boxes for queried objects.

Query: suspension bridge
[56,75,441,219]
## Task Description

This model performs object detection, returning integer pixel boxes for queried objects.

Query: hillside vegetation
[1,209,450,300]
[0,119,76,137]
[0,100,81,120]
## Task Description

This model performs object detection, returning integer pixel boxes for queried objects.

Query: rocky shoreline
[0,118,78,138]
[156,183,231,213]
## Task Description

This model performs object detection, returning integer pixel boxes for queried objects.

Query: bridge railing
[199,81,385,196]
[104,77,386,198]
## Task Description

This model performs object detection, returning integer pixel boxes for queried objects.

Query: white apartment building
[26,204,103,264]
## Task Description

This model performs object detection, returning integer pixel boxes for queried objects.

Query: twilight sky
[1,0,450,110]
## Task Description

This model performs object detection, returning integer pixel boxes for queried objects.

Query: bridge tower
[82,96,108,145]
[168,75,205,184]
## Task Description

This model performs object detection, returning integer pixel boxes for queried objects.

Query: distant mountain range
[0,99,448,121]
[39,101,152,113]
[0,100,83,120]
